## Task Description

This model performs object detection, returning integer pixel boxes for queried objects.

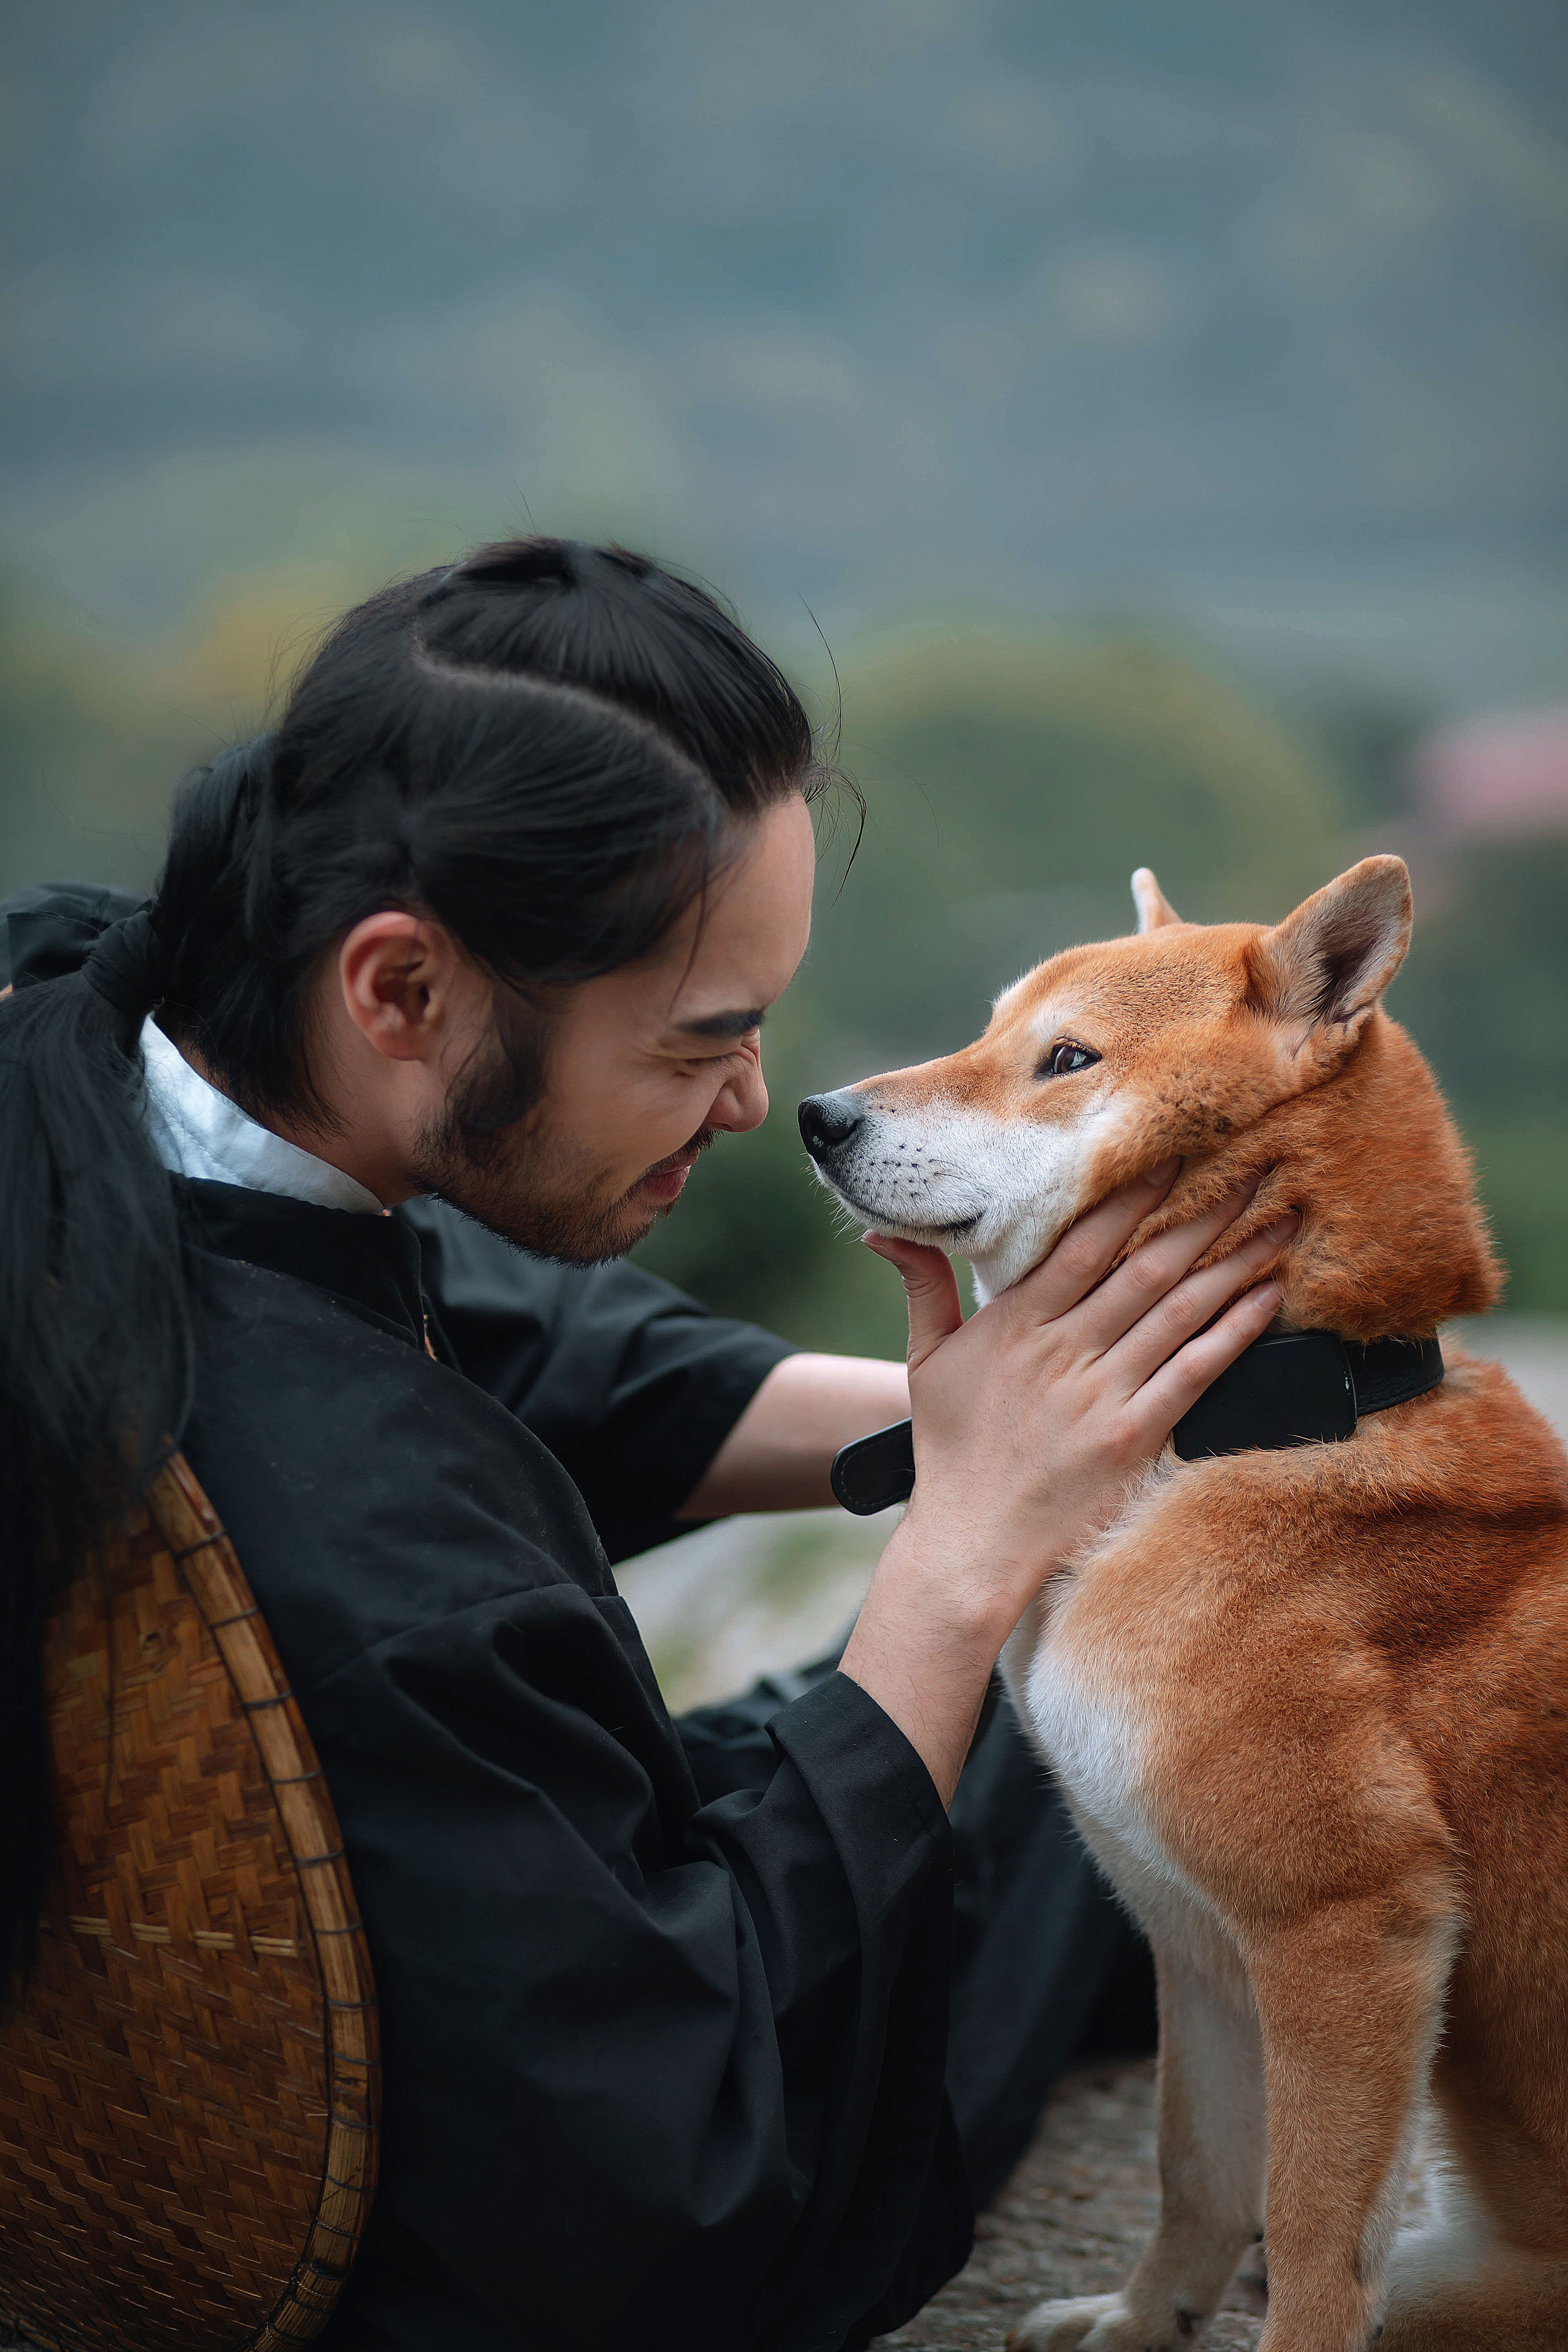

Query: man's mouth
[632,1127,718,1207]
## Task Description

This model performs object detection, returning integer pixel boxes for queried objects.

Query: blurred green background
[5,1,1565,1364]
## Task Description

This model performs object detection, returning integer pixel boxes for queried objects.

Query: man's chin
[555,1202,668,1266]
[595,1185,687,1260]
[433,1177,667,1268]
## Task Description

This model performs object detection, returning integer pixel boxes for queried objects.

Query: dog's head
[800,855,1499,1336]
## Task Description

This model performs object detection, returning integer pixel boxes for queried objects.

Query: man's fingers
[1105,1213,1298,1391]
[1069,1177,1263,1353]
[1123,1278,1283,1443]
[864,1233,963,1372]
[1012,1156,1182,1322]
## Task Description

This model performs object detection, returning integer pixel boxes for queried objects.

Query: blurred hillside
[5,1,1567,713]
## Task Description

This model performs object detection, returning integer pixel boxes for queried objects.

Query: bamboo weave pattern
[0,1456,379,2351]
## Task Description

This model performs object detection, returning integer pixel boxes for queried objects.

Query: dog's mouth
[799,1094,1007,1251]
[822,1175,982,1241]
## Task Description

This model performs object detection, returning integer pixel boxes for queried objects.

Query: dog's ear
[1131,868,1184,933]
[1251,855,1412,1057]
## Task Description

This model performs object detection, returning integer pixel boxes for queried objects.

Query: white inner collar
[139,1015,385,1214]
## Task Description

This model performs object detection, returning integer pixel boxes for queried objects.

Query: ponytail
[0,534,841,1993]
[0,920,192,1990]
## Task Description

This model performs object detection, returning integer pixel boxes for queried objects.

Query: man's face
[420,793,817,1261]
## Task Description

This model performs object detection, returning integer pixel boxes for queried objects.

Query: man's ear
[339,913,459,1063]
[1131,867,1184,933]
[1250,855,1412,1055]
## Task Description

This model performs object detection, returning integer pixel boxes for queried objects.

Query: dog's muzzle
[797,1091,864,1167]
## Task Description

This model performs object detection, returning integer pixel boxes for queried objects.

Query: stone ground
[875,2058,1265,2351]
[875,2057,1430,2352]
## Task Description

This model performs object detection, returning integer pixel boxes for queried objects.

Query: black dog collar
[829,1330,1446,1517]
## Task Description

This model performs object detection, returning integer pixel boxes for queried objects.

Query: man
[0,539,1284,2351]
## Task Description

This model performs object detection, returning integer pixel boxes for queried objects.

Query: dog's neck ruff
[829,1330,1447,1516]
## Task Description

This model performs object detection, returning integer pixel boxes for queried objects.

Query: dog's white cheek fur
[815,1095,1132,1301]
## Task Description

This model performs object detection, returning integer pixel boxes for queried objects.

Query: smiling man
[0,539,1283,2352]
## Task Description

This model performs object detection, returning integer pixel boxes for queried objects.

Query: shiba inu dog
[800,857,1568,2351]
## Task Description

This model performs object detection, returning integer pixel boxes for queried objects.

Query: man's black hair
[0,535,842,1994]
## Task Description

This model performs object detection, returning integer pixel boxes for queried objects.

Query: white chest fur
[1002,1572,1246,1994]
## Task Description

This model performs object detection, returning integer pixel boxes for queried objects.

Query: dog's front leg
[1246,1890,1455,2352]
[1008,1953,1266,2352]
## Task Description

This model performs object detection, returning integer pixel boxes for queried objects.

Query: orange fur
[833,859,1567,2352]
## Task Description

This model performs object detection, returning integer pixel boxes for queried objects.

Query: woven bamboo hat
[0,1456,379,2351]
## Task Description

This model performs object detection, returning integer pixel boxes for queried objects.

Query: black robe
[168,1180,971,2352]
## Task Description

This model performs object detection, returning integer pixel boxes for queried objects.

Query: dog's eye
[1037,1041,1101,1080]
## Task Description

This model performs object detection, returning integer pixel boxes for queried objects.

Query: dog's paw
[1006,2297,1119,2350]
[1006,2293,1199,2352]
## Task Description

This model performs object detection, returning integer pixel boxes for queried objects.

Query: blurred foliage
[1,576,1563,1345]
[1391,837,1568,1317]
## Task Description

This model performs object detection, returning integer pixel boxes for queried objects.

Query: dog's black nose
[798,1092,864,1161]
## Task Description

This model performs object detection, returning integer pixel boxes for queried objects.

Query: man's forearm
[678,1353,910,1517]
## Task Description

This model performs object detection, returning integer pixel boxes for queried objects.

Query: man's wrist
[873,1512,1037,1656]
[834,1634,993,1810]
[837,1533,1011,1806]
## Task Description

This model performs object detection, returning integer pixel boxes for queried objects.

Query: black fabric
[683,1664,1153,2217]
[164,1184,965,2352]
[80,905,172,1021]
[180,1180,434,1351]
[400,1197,795,1563]
[3,879,143,991]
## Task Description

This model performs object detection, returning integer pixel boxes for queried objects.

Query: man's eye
[1036,1041,1101,1080]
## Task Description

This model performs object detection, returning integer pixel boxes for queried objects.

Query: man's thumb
[862,1232,963,1371]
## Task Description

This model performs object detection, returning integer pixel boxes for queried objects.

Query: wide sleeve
[305,1613,964,2352]
[398,1195,797,1559]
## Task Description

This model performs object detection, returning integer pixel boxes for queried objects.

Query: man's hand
[837,1162,1296,1804]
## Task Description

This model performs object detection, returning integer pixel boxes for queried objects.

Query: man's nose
[797,1092,865,1163]
[713,1055,768,1135]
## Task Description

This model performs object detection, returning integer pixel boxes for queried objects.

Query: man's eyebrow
[672,1008,767,1040]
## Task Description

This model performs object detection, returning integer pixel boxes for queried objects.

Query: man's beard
[411,1031,716,1265]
